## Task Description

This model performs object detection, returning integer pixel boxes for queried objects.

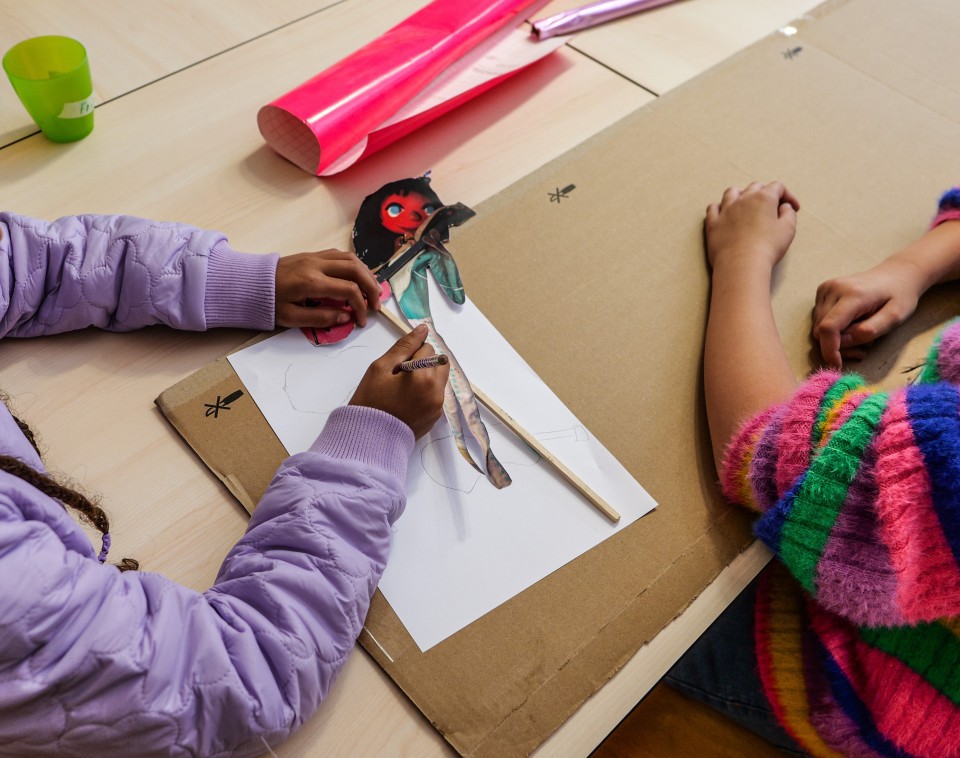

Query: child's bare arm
[703,182,801,473]
[813,221,960,367]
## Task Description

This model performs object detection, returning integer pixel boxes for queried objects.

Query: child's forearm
[704,260,798,472]
[0,212,276,336]
[887,220,960,292]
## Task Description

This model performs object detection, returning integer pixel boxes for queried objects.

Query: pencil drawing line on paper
[533,424,590,443]
[281,345,375,415]
[420,423,591,493]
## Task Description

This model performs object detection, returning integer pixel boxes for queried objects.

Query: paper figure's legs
[393,249,511,488]
[414,317,512,490]
[406,315,479,472]
[442,376,482,473]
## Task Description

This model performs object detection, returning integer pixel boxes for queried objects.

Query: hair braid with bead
[3,412,138,572]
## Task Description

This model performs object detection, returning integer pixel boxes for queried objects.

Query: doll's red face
[379,191,438,236]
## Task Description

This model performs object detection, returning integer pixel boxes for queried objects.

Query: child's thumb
[388,324,430,360]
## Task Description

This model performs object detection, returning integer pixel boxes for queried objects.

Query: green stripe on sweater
[861,622,960,705]
[781,392,889,594]
[811,374,865,449]
[916,317,960,384]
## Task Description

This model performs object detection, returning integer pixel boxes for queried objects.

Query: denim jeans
[664,569,807,755]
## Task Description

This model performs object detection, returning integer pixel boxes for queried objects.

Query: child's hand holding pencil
[350,324,448,439]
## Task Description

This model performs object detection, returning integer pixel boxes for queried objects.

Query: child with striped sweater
[668,182,960,756]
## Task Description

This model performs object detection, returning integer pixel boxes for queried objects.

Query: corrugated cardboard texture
[156,338,286,512]
[157,0,960,753]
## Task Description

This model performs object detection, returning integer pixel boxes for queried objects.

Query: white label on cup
[58,95,96,119]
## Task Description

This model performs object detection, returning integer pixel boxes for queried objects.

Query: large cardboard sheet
[157,0,960,753]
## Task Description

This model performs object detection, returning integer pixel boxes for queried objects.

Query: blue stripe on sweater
[905,383,960,568]
[819,641,911,758]
[754,476,803,554]
[938,187,960,211]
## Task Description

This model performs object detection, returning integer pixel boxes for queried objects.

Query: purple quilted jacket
[0,213,413,756]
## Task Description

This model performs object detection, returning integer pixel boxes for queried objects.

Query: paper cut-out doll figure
[351,174,511,490]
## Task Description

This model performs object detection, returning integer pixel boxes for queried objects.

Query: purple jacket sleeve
[0,405,414,756]
[0,212,278,335]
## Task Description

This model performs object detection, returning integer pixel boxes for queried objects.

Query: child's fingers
[315,278,370,326]
[409,342,439,362]
[780,185,800,211]
[814,299,869,367]
[340,261,381,312]
[817,327,843,369]
[761,181,800,211]
[302,259,381,315]
[778,202,798,224]
[815,296,895,368]
[276,252,381,324]
[843,305,902,346]
[381,324,431,363]
[719,186,742,209]
[277,304,353,328]
[813,282,841,319]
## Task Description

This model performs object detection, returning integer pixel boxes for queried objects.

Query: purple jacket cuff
[204,241,278,329]
[310,406,415,483]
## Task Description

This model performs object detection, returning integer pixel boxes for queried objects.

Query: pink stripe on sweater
[802,623,886,758]
[776,372,842,496]
[936,321,960,385]
[875,392,960,623]
[812,606,960,757]
[931,209,960,229]
[721,407,778,510]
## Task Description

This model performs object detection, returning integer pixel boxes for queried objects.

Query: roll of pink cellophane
[258,0,545,175]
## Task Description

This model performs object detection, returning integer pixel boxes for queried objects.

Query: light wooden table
[0,1,816,754]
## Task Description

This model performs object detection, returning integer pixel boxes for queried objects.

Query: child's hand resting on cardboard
[275,250,382,329]
[704,181,800,271]
[812,260,926,368]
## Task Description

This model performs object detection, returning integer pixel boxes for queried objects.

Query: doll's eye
[386,203,403,218]
[423,204,437,215]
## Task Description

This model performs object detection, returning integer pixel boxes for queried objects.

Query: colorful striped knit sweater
[721,188,960,757]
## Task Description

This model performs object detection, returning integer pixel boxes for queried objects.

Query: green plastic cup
[2,35,94,142]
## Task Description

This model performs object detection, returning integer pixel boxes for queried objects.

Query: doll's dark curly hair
[352,176,442,271]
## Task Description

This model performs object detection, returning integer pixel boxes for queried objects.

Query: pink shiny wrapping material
[532,0,680,40]
[258,0,546,175]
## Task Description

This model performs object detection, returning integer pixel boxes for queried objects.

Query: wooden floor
[592,682,788,758]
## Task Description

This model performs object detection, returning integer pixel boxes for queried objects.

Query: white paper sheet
[229,287,656,650]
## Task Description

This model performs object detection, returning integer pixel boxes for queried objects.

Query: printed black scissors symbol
[549,184,576,203]
[204,389,244,418]
[783,46,803,60]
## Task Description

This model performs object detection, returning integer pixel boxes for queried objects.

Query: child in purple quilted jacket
[0,212,447,756]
